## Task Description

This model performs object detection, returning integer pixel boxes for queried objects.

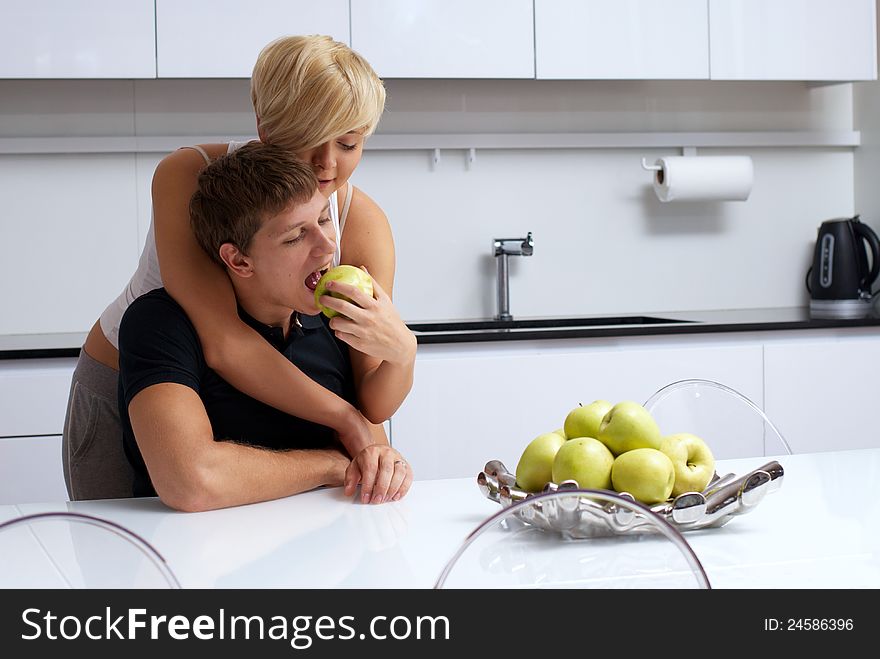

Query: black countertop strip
[3,308,880,358]
[0,332,86,360]
[407,307,880,344]
[0,347,82,360]
[410,315,880,344]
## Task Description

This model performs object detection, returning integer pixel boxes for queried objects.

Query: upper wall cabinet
[156,0,350,78]
[1,1,876,81]
[535,0,710,79]
[710,0,878,80]
[351,0,535,78]
[0,1,155,78]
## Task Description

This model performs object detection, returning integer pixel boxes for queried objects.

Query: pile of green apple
[514,399,716,505]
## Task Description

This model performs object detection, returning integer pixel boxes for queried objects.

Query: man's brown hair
[189,142,318,265]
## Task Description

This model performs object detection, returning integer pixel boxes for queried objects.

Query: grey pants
[61,349,134,500]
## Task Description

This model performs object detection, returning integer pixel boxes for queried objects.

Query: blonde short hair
[251,35,386,153]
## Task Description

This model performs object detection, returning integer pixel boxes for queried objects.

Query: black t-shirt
[117,288,355,497]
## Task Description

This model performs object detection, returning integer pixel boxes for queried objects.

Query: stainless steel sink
[407,315,694,333]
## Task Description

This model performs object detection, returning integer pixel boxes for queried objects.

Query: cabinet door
[0,435,68,504]
[710,0,877,80]
[156,0,350,78]
[0,359,76,437]
[535,0,710,79]
[764,335,880,454]
[351,0,534,78]
[392,343,762,480]
[0,1,155,79]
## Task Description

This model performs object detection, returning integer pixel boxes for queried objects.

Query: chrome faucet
[492,232,533,321]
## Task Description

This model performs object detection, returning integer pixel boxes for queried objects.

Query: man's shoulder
[124,288,189,325]
[128,286,178,310]
[119,288,198,350]
[118,289,206,405]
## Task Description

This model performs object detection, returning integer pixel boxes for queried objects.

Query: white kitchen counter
[1,448,878,589]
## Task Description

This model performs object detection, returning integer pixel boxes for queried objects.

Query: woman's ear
[218,243,254,278]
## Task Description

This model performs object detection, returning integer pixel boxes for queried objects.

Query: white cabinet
[3,1,876,81]
[0,358,76,437]
[535,0,710,79]
[156,0,350,78]
[0,436,68,504]
[391,340,763,480]
[0,1,155,79]
[0,359,76,438]
[351,0,534,78]
[709,0,878,80]
[0,358,74,505]
[764,333,880,454]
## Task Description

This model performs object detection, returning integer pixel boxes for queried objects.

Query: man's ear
[218,243,254,279]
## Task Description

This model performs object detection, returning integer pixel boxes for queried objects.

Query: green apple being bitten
[597,400,662,455]
[659,433,716,496]
[563,400,613,441]
[515,432,566,493]
[313,265,374,318]
[611,448,675,504]
[551,437,614,490]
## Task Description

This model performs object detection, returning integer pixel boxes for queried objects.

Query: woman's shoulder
[152,144,233,198]
[154,143,231,175]
[346,185,389,230]
[340,185,395,277]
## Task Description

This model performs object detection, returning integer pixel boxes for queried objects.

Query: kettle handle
[853,216,880,293]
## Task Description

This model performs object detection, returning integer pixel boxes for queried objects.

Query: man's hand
[344,444,413,504]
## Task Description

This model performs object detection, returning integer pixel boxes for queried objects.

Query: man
[118,143,411,511]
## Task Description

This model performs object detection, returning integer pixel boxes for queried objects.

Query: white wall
[0,77,866,332]
[854,10,880,240]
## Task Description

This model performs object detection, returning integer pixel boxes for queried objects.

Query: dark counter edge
[5,310,880,358]
[411,314,880,344]
[0,347,82,360]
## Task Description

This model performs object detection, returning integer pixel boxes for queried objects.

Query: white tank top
[99,140,353,348]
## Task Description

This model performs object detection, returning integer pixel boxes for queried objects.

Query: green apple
[659,433,716,496]
[515,431,566,493]
[551,437,614,490]
[313,265,374,318]
[597,400,662,455]
[611,448,675,504]
[563,400,613,441]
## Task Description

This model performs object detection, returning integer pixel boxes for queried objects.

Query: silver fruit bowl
[477,459,784,538]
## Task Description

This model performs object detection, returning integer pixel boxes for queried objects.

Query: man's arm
[128,382,350,512]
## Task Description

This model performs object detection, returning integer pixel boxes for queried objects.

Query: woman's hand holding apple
[320,270,417,366]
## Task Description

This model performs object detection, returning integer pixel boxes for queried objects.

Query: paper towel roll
[652,156,753,202]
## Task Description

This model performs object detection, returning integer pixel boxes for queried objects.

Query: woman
[62,35,416,505]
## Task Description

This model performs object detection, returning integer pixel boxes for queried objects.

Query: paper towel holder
[641,147,698,172]
[641,147,698,184]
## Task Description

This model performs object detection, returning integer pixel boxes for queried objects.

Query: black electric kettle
[806,214,880,318]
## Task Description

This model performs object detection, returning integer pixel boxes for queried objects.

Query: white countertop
[2,448,878,588]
